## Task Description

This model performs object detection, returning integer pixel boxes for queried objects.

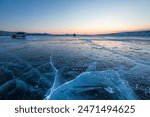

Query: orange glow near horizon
[1,0,150,35]
[11,26,150,35]
[44,27,150,35]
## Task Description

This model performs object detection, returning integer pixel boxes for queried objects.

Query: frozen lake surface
[0,35,150,100]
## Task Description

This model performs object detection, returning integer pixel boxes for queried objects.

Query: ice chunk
[46,70,138,100]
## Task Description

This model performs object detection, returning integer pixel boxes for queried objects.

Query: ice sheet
[0,36,149,99]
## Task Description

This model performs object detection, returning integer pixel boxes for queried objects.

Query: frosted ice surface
[0,36,149,99]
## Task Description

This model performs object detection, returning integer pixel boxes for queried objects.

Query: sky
[0,0,150,34]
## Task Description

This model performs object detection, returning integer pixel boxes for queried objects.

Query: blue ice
[45,60,138,100]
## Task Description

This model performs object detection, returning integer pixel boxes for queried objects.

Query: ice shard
[46,70,138,100]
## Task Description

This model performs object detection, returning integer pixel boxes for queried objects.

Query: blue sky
[0,0,150,34]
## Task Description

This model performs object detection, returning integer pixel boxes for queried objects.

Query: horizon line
[1,29,150,35]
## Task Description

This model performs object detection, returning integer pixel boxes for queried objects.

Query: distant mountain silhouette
[0,30,150,36]
[96,30,150,37]
[0,30,16,36]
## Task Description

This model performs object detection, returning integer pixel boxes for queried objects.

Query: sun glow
[0,0,150,34]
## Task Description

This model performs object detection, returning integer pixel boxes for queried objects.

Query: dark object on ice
[73,33,76,37]
[11,32,26,39]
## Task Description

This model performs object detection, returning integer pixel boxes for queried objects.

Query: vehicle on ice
[11,32,26,39]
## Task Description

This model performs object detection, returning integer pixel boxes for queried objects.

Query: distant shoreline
[0,30,150,37]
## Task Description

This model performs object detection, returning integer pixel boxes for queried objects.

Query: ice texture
[45,62,138,100]
[45,59,137,100]
[0,35,150,99]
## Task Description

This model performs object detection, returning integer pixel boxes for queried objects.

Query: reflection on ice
[0,36,150,100]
